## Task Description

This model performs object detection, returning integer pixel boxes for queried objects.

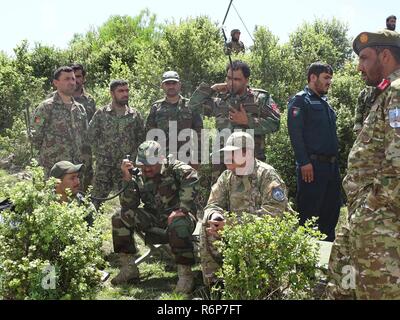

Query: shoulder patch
[389,107,400,128]
[272,187,286,202]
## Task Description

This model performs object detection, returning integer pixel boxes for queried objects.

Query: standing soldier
[146,71,203,168]
[31,66,90,178]
[188,60,280,182]
[327,30,400,300]
[112,141,199,294]
[287,62,341,242]
[200,132,290,288]
[70,63,97,191]
[87,80,145,209]
[225,29,245,54]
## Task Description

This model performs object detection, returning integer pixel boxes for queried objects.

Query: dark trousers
[296,160,342,242]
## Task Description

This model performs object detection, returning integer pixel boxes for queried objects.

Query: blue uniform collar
[304,86,328,102]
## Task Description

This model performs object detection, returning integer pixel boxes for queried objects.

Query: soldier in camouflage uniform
[87,80,145,209]
[200,132,290,288]
[146,71,203,167]
[353,86,375,134]
[31,66,90,178]
[327,30,400,300]
[71,64,96,191]
[225,29,245,55]
[111,141,199,294]
[188,60,280,182]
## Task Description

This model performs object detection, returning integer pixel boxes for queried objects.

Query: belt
[310,154,337,163]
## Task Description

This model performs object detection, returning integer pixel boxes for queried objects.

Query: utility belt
[310,154,337,164]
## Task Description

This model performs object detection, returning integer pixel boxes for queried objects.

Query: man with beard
[386,15,396,31]
[70,63,96,191]
[146,71,203,169]
[189,60,280,183]
[225,29,245,54]
[87,80,145,209]
[287,62,341,242]
[31,66,90,178]
[327,30,400,300]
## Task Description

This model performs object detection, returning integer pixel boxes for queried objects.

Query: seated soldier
[50,161,95,226]
[200,132,292,288]
[111,141,199,294]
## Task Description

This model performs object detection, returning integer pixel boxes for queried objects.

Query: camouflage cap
[162,71,180,83]
[353,29,400,55]
[136,141,165,165]
[50,161,83,179]
[219,132,255,152]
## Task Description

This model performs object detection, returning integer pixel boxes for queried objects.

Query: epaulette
[295,90,307,97]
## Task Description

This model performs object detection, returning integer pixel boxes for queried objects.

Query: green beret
[353,30,400,55]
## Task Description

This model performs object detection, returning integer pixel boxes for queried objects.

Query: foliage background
[0,10,364,200]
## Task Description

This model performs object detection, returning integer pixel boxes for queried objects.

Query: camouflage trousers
[199,220,224,288]
[92,163,123,208]
[112,207,197,265]
[327,190,400,300]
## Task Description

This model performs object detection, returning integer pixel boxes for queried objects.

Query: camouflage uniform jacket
[120,159,199,228]
[146,96,203,160]
[74,89,97,122]
[31,92,89,172]
[188,83,281,160]
[225,40,245,54]
[49,89,97,122]
[203,160,289,221]
[353,86,375,133]
[87,104,145,169]
[344,69,400,212]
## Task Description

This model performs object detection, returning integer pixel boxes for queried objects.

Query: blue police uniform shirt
[287,86,339,167]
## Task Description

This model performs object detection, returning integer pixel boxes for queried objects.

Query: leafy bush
[216,212,324,300]
[0,164,107,300]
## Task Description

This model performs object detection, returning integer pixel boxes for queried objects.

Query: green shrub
[0,163,107,300]
[216,212,324,300]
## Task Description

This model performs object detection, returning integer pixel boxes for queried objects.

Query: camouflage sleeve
[87,110,102,151]
[31,102,49,150]
[135,111,146,152]
[192,110,203,163]
[256,169,288,217]
[203,172,230,221]
[173,162,199,213]
[188,83,217,117]
[248,93,281,135]
[145,104,158,133]
[119,180,141,210]
[385,89,400,176]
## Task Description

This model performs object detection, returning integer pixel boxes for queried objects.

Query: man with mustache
[87,80,145,210]
[31,66,90,178]
[327,30,400,300]
[145,71,203,169]
[287,62,341,242]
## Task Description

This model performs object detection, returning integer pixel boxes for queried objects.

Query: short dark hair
[373,46,400,64]
[54,66,74,80]
[226,60,251,79]
[70,63,86,77]
[386,15,397,22]
[110,80,129,92]
[307,62,333,83]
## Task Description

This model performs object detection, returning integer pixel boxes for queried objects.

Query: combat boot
[175,265,195,294]
[111,253,140,286]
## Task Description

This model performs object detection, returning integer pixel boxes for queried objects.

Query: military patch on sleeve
[292,106,301,118]
[272,187,285,202]
[389,108,400,128]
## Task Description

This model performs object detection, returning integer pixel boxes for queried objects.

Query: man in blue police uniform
[287,62,341,242]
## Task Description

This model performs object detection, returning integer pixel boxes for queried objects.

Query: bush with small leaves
[0,163,107,300]
[215,212,324,300]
